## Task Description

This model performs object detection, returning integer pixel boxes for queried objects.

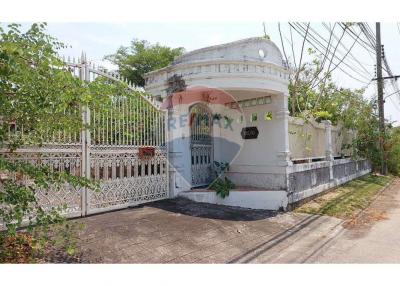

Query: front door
[190,104,213,187]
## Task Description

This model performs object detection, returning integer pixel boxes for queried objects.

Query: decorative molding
[275,110,290,119]
[226,96,272,109]
[145,61,290,90]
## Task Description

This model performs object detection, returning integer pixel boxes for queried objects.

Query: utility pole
[375,22,387,175]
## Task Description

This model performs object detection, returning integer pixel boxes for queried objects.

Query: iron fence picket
[0,53,169,224]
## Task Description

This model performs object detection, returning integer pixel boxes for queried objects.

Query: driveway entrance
[76,178,400,263]
[76,198,342,263]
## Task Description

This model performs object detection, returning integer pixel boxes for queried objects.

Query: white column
[80,52,90,216]
[275,92,292,167]
[323,120,333,161]
[167,103,191,196]
[323,120,334,180]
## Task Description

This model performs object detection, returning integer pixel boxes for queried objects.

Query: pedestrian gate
[190,104,213,187]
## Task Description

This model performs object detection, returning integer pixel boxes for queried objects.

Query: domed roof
[173,37,285,67]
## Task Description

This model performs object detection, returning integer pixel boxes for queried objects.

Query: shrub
[209,177,235,199]
[387,127,400,175]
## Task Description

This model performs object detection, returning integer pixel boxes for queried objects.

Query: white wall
[225,91,291,172]
[143,37,291,194]
[180,189,288,210]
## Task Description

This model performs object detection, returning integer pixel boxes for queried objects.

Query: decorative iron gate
[190,104,213,187]
[0,54,169,218]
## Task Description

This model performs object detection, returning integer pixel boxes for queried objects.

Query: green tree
[0,23,137,261]
[287,49,391,172]
[105,39,184,87]
[387,127,400,175]
[0,23,86,149]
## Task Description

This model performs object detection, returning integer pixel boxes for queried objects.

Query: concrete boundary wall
[180,158,371,210]
[289,117,354,160]
[288,158,371,204]
[180,190,288,210]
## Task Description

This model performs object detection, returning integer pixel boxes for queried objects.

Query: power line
[325,22,374,76]
[338,23,376,63]
[379,35,400,105]
[384,89,400,100]
[365,23,376,40]
[382,54,400,104]
[360,23,392,76]
[304,22,371,77]
[384,86,400,112]
[357,23,373,47]
[289,22,371,84]
[344,23,376,54]
[294,22,373,80]
[359,23,376,49]
[311,28,364,90]
[375,22,387,175]
[364,22,400,118]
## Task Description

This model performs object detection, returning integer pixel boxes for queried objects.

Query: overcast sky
[10,22,400,125]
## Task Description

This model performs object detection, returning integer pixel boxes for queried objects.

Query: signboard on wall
[241,127,259,139]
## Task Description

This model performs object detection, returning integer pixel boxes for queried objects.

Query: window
[264,96,272,104]
[236,96,272,109]
[264,112,273,121]
[251,113,258,122]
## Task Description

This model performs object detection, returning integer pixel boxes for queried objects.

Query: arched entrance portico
[190,103,213,187]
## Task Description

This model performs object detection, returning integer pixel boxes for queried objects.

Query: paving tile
[76,197,345,263]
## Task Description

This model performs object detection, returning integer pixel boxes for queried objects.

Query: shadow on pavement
[143,197,279,221]
[228,214,331,263]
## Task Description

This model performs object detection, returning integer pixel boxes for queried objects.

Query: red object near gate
[139,147,155,159]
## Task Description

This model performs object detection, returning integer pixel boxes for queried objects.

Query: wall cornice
[145,60,290,93]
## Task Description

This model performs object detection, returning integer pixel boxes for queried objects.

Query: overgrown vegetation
[295,174,392,219]
[287,47,399,173]
[0,23,137,263]
[0,220,84,263]
[387,127,400,176]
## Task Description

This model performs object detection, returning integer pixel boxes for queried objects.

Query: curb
[345,176,396,225]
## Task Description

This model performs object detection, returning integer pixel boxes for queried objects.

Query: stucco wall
[144,37,290,99]
[288,117,326,159]
[220,91,291,190]
[288,158,371,204]
[227,93,285,168]
[173,37,285,67]
[180,189,288,210]
[332,127,354,157]
[181,158,371,210]
[144,37,360,201]
[289,118,354,160]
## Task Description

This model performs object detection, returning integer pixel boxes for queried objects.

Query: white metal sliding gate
[0,54,169,218]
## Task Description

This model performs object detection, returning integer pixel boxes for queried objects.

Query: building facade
[144,37,370,210]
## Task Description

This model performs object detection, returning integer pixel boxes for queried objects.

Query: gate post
[323,120,334,181]
[165,109,172,198]
[80,52,91,216]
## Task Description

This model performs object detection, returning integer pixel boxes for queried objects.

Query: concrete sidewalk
[305,177,400,263]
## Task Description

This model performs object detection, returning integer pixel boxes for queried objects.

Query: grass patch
[294,174,393,219]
